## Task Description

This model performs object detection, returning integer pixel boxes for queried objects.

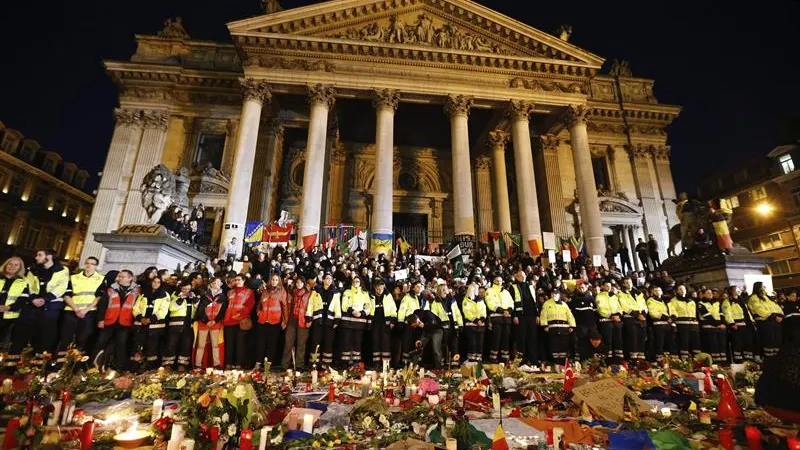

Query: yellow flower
[312,442,321,448]
[176,378,186,389]
[334,439,341,445]
[328,442,335,448]
[198,392,212,407]
[19,416,28,426]
[453,354,461,362]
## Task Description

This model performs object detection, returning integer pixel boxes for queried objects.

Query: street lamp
[755,202,775,216]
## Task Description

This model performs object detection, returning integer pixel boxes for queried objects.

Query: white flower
[233,384,247,399]
[227,424,237,437]
[362,416,373,429]
[379,415,390,429]
[221,413,229,423]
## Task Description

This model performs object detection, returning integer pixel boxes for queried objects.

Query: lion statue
[141,164,176,224]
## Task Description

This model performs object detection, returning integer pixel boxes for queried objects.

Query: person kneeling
[406,309,444,369]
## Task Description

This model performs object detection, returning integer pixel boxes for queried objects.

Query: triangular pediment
[228,0,604,66]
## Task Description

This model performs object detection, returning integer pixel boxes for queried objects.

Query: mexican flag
[447,244,464,277]
[487,231,508,257]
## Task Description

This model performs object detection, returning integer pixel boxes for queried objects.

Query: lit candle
[151,399,164,421]
[745,425,763,450]
[2,418,19,449]
[311,369,318,385]
[47,400,63,426]
[302,414,314,433]
[1,378,12,394]
[699,409,711,424]
[258,426,272,450]
[419,367,425,380]
[206,367,213,376]
[745,387,756,394]
[239,428,253,450]
[62,402,76,425]
[179,439,195,450]
[660,407,671,418]
[167,423,185,450]
[286,369,293,379]
[787,437,800,450]
[369,371,378,383]
[446,438,457,450]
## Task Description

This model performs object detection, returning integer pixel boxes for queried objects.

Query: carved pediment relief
[228,0,605,67]
[598,196,642,215]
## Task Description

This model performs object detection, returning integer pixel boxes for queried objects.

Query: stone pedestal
[94,226,208,274]
[660,246,771,290]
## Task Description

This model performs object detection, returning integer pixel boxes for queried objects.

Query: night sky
[1,0,798,194]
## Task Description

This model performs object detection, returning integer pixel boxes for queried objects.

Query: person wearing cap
[398,281,425,364]
[306,272,341,368]
[485,274,514,363]
[461,282,487,363]
[369,278,396,368]
[539,290,575,365]
[58,256,104,357]
[340,275,372,366]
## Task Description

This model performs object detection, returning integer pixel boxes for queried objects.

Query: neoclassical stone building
[83,0,680,268]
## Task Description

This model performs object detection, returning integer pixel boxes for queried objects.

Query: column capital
[488,129,510,148]
[538,134,561,153]
[141,109,169,130]
[625,144,652,160]
[473,155,492,171]
[652,145,671,161]
[372,88,400,111]
[563,104,590,128]
[507,100,535,121]
[307,84,337,108]
[240,78,272,104]
[113,108,142,126]
[444,94,474,118]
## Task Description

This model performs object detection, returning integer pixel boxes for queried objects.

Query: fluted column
[120,109,169,225]
[538,135,569,237]
[219,78,271,258]
[565,105,605,262]
[508,100,543,256]
[445,95,476,238]
[473,156,494,241]
[488,130,512,234]
[82,109,143,263]
[371,89,400,255]
[298,85,336,250]
[249,118,284,221]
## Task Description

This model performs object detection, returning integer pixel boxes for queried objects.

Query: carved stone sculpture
[158,17,189,39]
[141,164,176,224]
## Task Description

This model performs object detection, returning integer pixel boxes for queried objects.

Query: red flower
[25,427,36,437]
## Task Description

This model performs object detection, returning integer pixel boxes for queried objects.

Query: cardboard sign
[117,224,165,236]
[571,378,651,422]
[592,255,603,267]
[542,232,556,251]
[547,250,556,262]
[561,250,572,262]
[393,269,409,281]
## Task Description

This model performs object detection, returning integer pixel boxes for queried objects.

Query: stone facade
[0,120,94,264]
[83,0,680,264]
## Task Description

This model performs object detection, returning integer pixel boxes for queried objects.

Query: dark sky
[1,0,798,194]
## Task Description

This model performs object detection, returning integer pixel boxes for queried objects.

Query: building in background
[82,0,681,265]
[698,140,800,290]
[0,120,95,265]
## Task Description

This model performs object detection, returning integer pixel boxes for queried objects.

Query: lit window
[779,154,795,174]
[729,196,739,208]
[751,186,768,201]
[769,260,792,275]
[752,233,784,252]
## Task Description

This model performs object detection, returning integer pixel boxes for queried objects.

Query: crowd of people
[0,243,798,374]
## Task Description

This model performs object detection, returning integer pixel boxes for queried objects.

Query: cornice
[0,151,95,204]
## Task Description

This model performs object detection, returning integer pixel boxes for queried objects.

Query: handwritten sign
[393,269,409,281]
[571,378,651,422]
[562,250,572,262]
[117,224,165,236]
[592,254,603,267]
[542,232,556,250]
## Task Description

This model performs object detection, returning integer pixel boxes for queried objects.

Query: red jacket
[257,287,287,325]
[223,286,255,327]
[103,284,140,327]
[286,288,311,329]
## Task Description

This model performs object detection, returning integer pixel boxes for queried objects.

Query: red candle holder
[787,437,800,450]
[80,421,95,450]
[745,426,763,450]
[718,428,734,450]
[240,428,253,450]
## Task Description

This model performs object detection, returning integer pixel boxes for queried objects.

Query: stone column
[6,211,28,247]
[445,95,476,238]
[82,108,143,263]
[120,109,169,225]
[509,100,543,256]
[473,156,494,241]
[298,85,336,250]
[371,89,400,255]
[489,130,512,234]
[565,105,605,262]
[219,78,271,258]
[621,225,634,273]
[652,146,679,226]
[628,145,669,262]
[538,135,569,238]
[628,225,643,271]
[248,118,284,221]
[211,207,225,250]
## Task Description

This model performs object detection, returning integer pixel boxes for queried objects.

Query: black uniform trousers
[391,324,406,368]
[93,325,130,370]
[372,323,392,363]
[310,322,336,367]
[599,320,624,362]
[489,316,511,362]
[728,322,754,362]
[464,325,485,362]
[340,323,365,366]
[255,322,282,367]
[11,308,60,355]
[651,323,671,359]
[514,317,539,364]
[224,325,250,368]
[0,318,15,353]
[58,311,97,353]
[164,324,195,367]
[701,325,727,362]
[132,323,164,369]
[547,326,571,364]
[622,317,645,360]
[757,319,782,359]
[441,326,459,367]
[676,323,701,359]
